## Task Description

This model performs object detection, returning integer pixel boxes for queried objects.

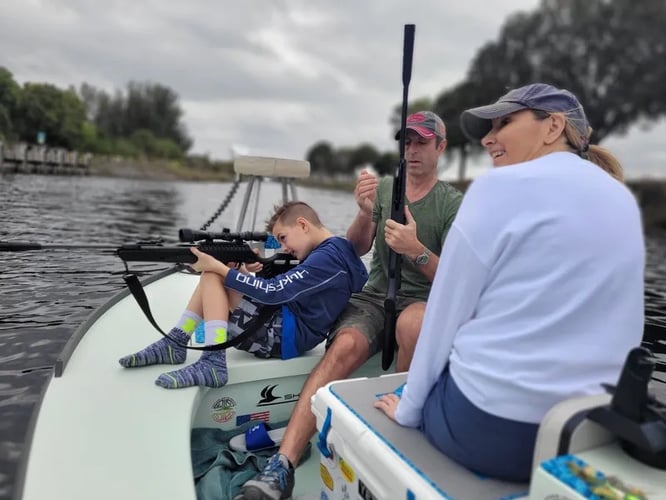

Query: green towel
[191,420,310,500]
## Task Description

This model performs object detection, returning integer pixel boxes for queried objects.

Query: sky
[1,0,664,179]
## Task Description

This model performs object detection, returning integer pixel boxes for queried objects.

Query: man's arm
[346,210,377,256]
[406,244,439,282]
[347,169,379,256]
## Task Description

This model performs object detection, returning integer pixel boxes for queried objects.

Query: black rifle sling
[123,273,279,351]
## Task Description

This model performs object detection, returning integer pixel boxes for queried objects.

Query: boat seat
[233,155,310,178]
[231,155,310,232]
[530,392,614,473]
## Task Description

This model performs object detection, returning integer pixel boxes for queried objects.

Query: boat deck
[15,267,666,500]
[16,270,344,500]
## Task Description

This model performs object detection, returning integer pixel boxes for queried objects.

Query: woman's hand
[373,393,401,422]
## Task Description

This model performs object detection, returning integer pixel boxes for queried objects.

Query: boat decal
[320,463,334,491]
[259,385,279,404]
[358,479,378,500]
[339,458,354,483]
[211,396,237,424]
[236,411,270,426]
[256,384,300,406]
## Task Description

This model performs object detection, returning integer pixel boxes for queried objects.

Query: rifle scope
[178,228,268,243]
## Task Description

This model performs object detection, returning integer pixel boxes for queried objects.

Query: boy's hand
[244,261,263,273]
[354,169,378,216]
[190,247,229,276]
[243,248,263,274]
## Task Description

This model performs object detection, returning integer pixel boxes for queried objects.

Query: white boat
[11,156,666,500]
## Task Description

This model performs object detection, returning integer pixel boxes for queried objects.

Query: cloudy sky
[1,0,664,178]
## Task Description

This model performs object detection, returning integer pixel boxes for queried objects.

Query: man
[236,111,463,500]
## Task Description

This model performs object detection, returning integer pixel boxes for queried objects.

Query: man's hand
[354,169,378,216]
[190,247,229,276]
[384,205,420,257]
[373,393,400,422]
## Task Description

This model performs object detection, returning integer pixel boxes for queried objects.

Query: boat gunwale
[54,265,183,377]
[11,264,185,500]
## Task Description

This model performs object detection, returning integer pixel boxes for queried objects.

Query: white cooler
[311,373,529,500]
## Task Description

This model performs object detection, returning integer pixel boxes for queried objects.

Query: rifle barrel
[0,241,118,252]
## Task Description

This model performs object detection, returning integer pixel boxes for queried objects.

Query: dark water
[0,173,362,500]
[0,173,664,500]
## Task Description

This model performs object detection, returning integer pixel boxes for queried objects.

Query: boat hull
[15,268,371,500]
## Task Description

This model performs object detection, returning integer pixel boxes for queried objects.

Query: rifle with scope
[0,228,295,278]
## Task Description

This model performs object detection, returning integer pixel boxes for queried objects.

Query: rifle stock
[116,241,260,264]
[117,242,297,277]
[383,24,415,371]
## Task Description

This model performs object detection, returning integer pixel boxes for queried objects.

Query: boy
[119,201,368,389]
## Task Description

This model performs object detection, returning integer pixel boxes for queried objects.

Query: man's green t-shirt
[364,177,463,301]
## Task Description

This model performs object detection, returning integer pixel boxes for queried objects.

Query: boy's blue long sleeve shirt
[224,236,368,358]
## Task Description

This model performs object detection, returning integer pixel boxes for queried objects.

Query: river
[0,173,664,500]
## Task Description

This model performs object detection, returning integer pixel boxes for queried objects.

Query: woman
[374,83,645,482]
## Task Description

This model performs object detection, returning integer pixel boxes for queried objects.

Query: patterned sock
[155,349,228,389]
[118,327,190,368]
[177,310,203,336]
[204,320,228,346]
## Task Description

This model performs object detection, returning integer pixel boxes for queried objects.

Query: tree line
[0,69,192,160]
[308,0,666,178]
[1,0,664,178]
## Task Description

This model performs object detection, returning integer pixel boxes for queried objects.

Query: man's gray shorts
[327,290,423,355]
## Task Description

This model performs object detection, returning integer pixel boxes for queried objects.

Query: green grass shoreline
[89,157,666,233]
[89,156,359,191]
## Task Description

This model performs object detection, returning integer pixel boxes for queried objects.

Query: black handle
[611,346,655,421]
[402,24,415,87]
[382,297,397,370]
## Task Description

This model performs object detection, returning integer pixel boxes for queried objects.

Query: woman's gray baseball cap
[460,83,590,141]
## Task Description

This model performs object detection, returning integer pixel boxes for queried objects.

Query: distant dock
[0,142,91,175]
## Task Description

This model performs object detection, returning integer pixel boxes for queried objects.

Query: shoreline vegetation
[89,156,666,234]
[89,155,363,190]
